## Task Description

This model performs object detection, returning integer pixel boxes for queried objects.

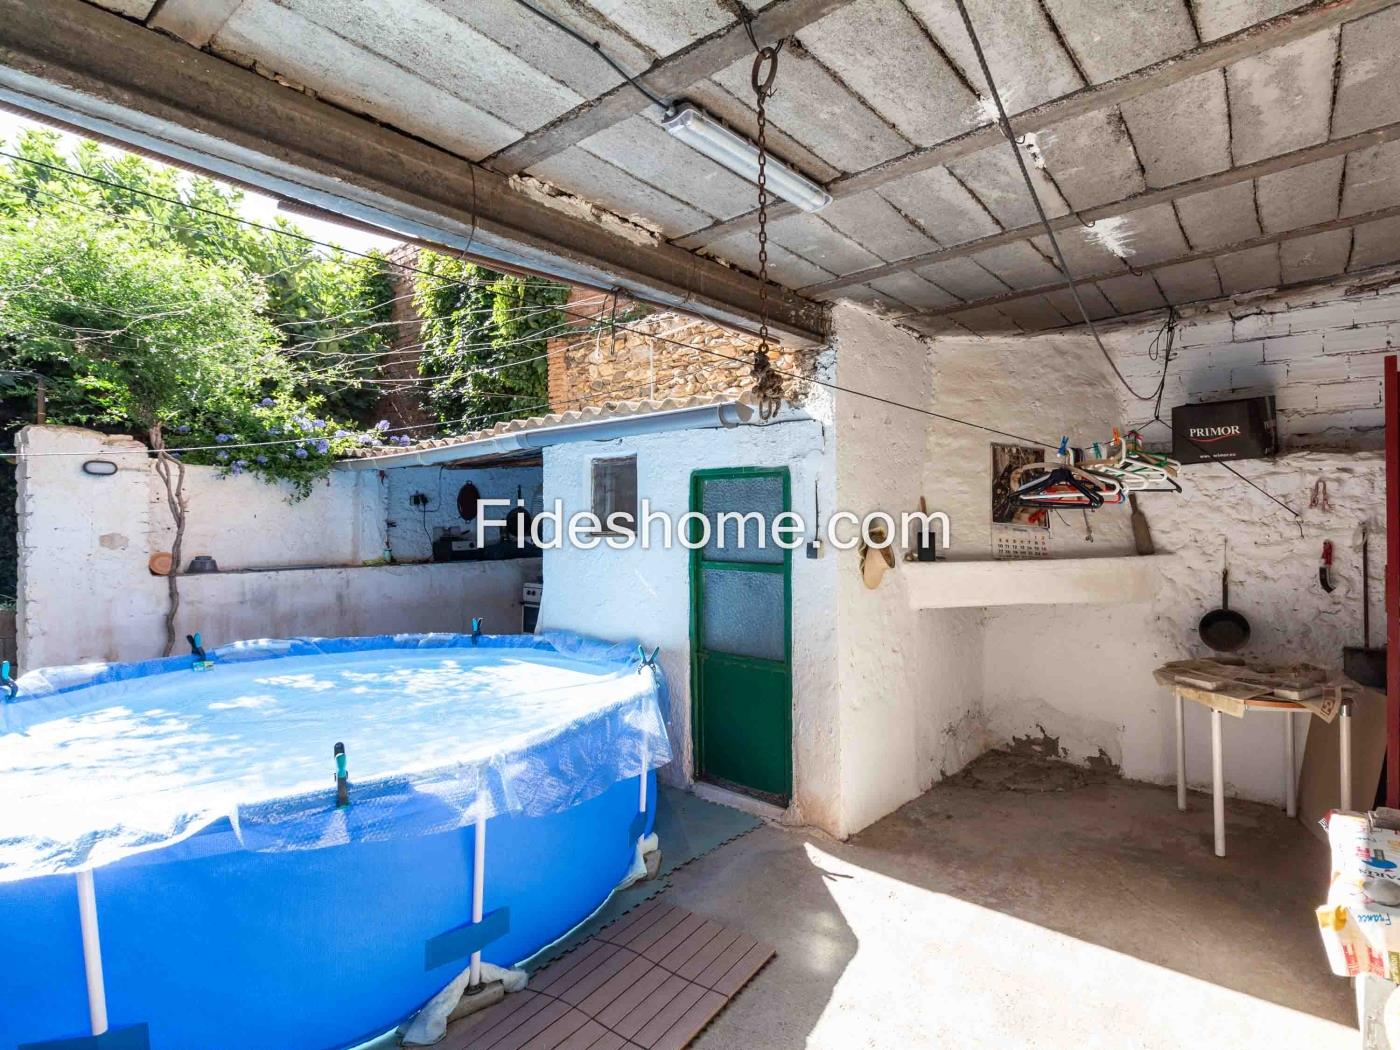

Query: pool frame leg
[77,867,109,1036]
[469,815,486,989]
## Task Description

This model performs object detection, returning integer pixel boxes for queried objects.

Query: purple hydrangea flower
[333,430,349,440]
[294,447,308,459]
[231,460,247,476]
[267,425,280,435]
[255,455,268,465]
[258,397,275,408]
[357,434,372,446]
[312,419,326,431]
[215,434,232,444]
[215,450,229,462]
[376,420,391,431]
[175,425,190,434]
[314,438,330,455]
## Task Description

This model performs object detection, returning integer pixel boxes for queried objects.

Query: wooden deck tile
[608,974,693,1042]
[647,919,726,972]
[642,990,727,1050]
[436,905,771,1050]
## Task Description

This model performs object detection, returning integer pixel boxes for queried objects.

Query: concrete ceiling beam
[483,0,861,177]
[802,119,1400,296]
[904,204,1400,323]
[677,0,1400,250]
[0,0,827,345]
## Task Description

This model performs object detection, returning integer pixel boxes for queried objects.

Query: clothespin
[635,645,661,672]
[471,617,484,645]
[1,661,16,702]
[334,742,350,808]
[1057,436,1070,460]
[187,632,213,671]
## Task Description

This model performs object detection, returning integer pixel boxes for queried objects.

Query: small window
[591,455,637,533]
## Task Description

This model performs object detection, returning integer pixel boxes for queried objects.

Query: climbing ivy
[413,252,569,429]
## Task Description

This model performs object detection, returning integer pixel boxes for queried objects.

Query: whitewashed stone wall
[1109,268,1400,449]
[15,426,537,670]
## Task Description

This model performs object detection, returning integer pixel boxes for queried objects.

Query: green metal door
[690,468,792,806]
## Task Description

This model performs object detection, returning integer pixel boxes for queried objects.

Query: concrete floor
[664,751,1356,1050]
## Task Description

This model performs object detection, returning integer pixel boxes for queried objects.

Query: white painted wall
[537,400,843,833]
[385,464,544,562]
[15,426,537,670]
[1108,268,1400,447]
[831,304,987,836]
[971,270,1396,806]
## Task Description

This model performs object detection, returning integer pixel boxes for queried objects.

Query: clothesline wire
[0,145,1305,522]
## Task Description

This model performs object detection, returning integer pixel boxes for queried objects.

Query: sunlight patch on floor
[800,842,1352,1050]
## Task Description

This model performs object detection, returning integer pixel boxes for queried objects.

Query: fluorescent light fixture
[661,104,832,213]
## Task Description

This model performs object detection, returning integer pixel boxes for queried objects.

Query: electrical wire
[949,0,1158,403]
[501,0,668,110]
[0,146,1069,450]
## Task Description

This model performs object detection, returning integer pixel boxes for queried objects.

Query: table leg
[1341,699,1354,812]
[1176,692,1187,812]
[1284,712,1297,818]
[1212,708,1225,858]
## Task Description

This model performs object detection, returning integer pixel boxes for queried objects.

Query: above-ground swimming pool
[0,631,669,1050]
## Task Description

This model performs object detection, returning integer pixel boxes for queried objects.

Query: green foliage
[0,211,376,495]
[414,252,568,428]
[0,129,396,434]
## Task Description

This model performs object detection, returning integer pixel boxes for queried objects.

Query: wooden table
[1171,688,1352,857]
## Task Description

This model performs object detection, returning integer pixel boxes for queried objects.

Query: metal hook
[751,46,780,98]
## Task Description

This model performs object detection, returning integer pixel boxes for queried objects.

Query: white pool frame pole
[469,814,485,989]
[76,867,109,1036]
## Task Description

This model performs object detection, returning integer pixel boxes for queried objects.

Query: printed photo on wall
[991,443,1049,529]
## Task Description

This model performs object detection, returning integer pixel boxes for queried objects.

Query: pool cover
[0,631,670,881]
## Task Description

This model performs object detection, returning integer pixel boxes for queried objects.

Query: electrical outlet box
[410,492,430,508]
[806,540,823,559]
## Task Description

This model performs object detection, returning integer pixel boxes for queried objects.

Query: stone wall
[1107,265,1400,449]
[547,288,818,410]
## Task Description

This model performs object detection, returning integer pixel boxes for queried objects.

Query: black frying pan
[1199,566,1250,652]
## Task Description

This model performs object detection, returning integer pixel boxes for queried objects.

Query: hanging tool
[1319,540,1336,593]
[1129,494,1155,555]
[1345,523,1387,687]
[1310,478,1333,513]
[470,618,484,646]
[333,742,349,808]
[1,660,16,701]
[1198,542,1251,652]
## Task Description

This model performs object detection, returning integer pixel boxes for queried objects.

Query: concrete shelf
[903,555,1164,610]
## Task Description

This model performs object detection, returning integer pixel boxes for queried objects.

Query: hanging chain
[749,35,786,421]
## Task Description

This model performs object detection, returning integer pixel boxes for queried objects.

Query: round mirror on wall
[456,482,481,522]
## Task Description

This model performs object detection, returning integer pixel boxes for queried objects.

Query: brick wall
[1108,267,1400,449]
[546,289,817,410]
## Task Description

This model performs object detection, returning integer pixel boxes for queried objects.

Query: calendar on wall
[992,526,1049,560]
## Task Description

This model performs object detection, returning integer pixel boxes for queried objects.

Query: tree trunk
[149,425,187,657]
